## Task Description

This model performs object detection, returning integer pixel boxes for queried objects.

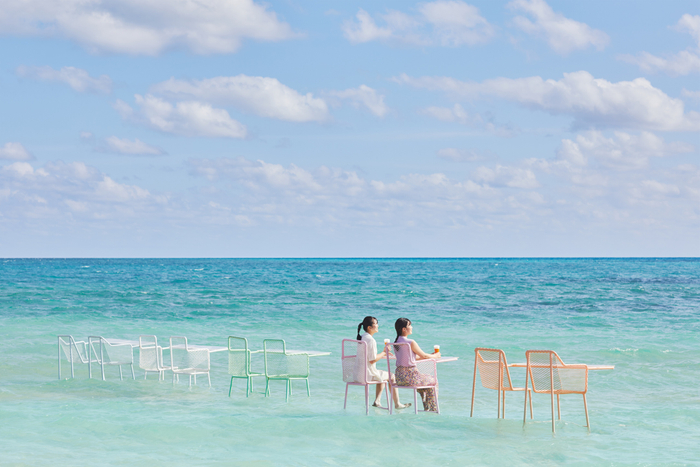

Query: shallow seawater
[0,258,698,466]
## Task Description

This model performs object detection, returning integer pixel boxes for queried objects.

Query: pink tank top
[395,336,416,367]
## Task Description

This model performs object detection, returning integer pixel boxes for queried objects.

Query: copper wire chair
[471,347,532,419]
[523,350,589,432]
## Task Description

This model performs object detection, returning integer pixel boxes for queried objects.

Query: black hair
[394,317,411,345]
[357,316,378,340]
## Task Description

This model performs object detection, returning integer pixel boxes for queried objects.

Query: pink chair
[385,342,439,414]
[470,347,532,419]
[341,339,389,415]
[523,350,590,433]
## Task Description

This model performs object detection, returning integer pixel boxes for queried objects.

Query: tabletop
[509,363,614,370]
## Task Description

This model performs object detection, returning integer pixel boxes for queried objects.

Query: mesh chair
[263,339,310,402]
[523,350,589,432]
[169,336,211,387]
[386,342,439,414]
[470,348,532,419]
[57,335,91,379]
[139,335,171,381]
[342,339,389,415]
[228,336,264,397]
[88,336,136,381]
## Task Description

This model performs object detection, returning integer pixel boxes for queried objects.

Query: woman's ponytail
[357,316,378,340]
[356,322,363,340]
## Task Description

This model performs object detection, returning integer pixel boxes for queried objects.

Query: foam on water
[0,258,698,465]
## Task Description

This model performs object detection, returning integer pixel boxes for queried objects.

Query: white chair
[386,342,440,414]
[263,339,310,402]
[57,335,91,379]
[228,336,264,397]
[342,339,389,415]
[88,336,136,381]
[169,336,210,387]
[139,335,171,381]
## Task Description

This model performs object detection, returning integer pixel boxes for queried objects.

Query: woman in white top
[357,316,409,409]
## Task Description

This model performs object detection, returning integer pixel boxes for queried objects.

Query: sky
[0,0,698,257]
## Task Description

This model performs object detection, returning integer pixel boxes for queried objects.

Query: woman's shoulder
[396,336,413,344]
[361,333,375,342]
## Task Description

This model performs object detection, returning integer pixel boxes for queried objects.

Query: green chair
[263,339,310,402]
[228,336,263,397]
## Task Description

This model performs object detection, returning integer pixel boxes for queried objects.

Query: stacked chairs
[88,336,135,381]
[341,339,389,415]
[470,348,532,419]
[57,335,91,379]
[523,350,590,433]
[139,335,171,381]
[263,339,310,402]
[169,336,211,387]
[385,342,439,414]
[228,336,264,397]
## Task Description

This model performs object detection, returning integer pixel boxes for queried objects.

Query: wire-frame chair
[523,350,590,433]
[228,336,264,397]
[169,336,211,387]
[88,336,136,381]
[341,339,390,415]
[470,347,532,419]
[57,335,91,379]
[263,339,310,402]
[385,342,439,414]
[139,335,171,381]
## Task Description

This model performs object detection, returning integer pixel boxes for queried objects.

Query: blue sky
[0,0,698,257]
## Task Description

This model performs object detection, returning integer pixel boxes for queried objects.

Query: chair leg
[528,389,533,419]
[497,386,501,419]
[207,373,211,388]
[119,365,123,381]
[502,390,506,419]
[435,388,440,415]
[344,384,349,409]
[131,364,135,380]
[557,394,561,420]
[145,371,148,380]
[384,384,389,410]
[388,385,393,415]
[470,358,477,417]
[194,374,197,385]
[523,371,529,426]
[365,385,369,415]
[265,378,270,397]
[306,379,310,397]
[414,390,418,414]
[550,391,555,433]
[286,380,290,402]
[583,394,590,431]
[229,377,234,397]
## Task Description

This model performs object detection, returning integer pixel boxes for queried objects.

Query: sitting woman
[357,316,410,410]
[393,317,441,412]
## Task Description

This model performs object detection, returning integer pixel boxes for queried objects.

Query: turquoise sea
[0,258,698,466]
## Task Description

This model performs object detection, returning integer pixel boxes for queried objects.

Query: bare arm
[410,340,440,360]
[369,350,386,364]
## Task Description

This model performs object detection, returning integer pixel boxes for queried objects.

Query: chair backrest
[386,342,437,385]
[526,350,588,394]
[474,348,515,391]
[139,335,160,371]
[58,335,89,363]
[89,336,133,365]
[341,339,369,384]
[170,336,210,371]
[228,336,252,377]
[264,339,309,378]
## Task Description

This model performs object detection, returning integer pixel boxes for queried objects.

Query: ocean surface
[0,258,698,466]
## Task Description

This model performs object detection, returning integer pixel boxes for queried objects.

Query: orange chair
[470,348,532,419]
[523,350,589,432]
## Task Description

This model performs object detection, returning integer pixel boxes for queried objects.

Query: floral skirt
[395,365,438,412]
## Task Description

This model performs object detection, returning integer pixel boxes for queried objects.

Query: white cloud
[682,89,700,100]
[0,160,166,221]
[342,1,494,47]
[396,71,700,131]
[0,142,34,161]
[104,136,165,155]
[328,85,389,117]
[150,75,328,123]
[473,164,539,189]
[0,0,296,55]
[436,148,483,162]
[618,15,700,76]
[507,0,609,55]
[422,103,516,136]
[16,65,112,93]
[115,94,247,138]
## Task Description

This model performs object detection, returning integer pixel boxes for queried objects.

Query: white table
[509,363,614,370]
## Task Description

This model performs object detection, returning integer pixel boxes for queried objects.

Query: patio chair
[57,335,91,379]
[169,336,210,387]
[386,342,439,414]
[470,347,532,419]
[228,336,264,397]
[88,336,136,381]
[523,350,589,433]
[139,335,171,381]
[342,339,389,415]
[263,339,310,402]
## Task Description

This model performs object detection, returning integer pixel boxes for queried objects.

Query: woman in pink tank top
[393,317,441,412]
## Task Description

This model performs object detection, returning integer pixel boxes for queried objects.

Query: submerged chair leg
[344,384,349,409]
[207,374,211,388]
[229,377,234,397]
[119,365,123,381]
[470,357,478,417]
[413,390,418,414]
[523,371,529,426]
[131,364,135,380]
[583,394,590,431]
[306,379,310,397]
[365,385,369,415]
[557,394,561,420]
